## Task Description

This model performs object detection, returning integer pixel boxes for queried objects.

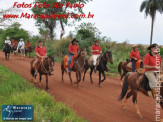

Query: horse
[3,43,11,60]
[19,45,26,60]
[118,59,143,80]
[25,46,35,58]
[30,56,54,90]
[61,48,87,88]
[83,51,113,87]
[118,72,163,119]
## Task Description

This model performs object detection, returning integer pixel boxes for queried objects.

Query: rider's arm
[144,65,157,70]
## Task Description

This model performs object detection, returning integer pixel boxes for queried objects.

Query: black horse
[83,51,113,87]
[3,43,11,60]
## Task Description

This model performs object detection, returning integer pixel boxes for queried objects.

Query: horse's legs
[39,74,42,86]
[5,52,7,59]
[90,68,94,84]
[61,69,64,83]
[133,92,143,119]
[83,66,89,81]
[68,72,73,85]
[75,72,79,88]
[46,75,49,90]
[99,71,102,87]
[101,71,106,82]
[122,90,132,110]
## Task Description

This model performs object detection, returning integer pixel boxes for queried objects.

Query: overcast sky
[1,0,163,45]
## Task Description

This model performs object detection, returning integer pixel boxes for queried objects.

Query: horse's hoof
[46,88,49,91]
[122,106,127,111]
[99,84,102,87]
[39,83,41,86]
[139,116,143,120]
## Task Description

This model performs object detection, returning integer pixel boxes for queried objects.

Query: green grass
[0,65,86,122]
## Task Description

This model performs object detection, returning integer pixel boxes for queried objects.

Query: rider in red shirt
[143,43,162,99]
[129,45,140,72]
[26,40,31,48]
[34,40,47,75]
[68,38,79,72]
[91,40,109,72]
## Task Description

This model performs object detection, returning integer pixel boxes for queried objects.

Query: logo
[2,105,33,121]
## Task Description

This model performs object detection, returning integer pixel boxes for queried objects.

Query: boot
[151,89,156,99]
[148,89,156,99]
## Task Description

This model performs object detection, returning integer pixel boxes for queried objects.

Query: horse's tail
[30,60,35,77]
[118,72,130,101]
[118,62,123,76]
[61,60,67,73]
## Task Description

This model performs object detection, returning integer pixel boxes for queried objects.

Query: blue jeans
[131,58,136,72]
[68,54,74,72]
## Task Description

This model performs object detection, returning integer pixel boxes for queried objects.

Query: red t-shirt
[12,40,18,45]
[26,42,30,47]
[129,50,140,59]
[143,53,162,71]
[68,44,79,54]
[91,44,102,55]
[35,46,47,57]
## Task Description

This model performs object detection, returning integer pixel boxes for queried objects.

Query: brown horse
[119,72,163,119]
[83,51,113,87]
[61,48,87,88]
[30,56,54,90]
[118,59,143,80]
[25,46,35,58]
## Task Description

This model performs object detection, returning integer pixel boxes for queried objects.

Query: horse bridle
[40,58,52,74]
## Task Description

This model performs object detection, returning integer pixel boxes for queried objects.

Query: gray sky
[1,0,163,45]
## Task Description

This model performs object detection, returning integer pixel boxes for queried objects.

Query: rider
[12,39,18,47]
[68,38,79,72]
[26,40,31,48]
[143,43,162,99]
[129,45,140,72]
[3,37,11,52]
[17,38,25,53]
[91,40,109,72]
[34,40,47,75]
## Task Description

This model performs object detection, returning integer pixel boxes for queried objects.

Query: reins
[40,58,51,74]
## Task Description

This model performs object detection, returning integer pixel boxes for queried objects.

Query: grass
[0,64,86,122]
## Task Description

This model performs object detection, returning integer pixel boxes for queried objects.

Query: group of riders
[2,36,162,99]
[3,37,31,53]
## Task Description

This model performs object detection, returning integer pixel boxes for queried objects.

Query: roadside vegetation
[0,64,86,122]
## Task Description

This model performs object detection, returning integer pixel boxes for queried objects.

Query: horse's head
[48,56,55,68]
[80,48,87,57]
[104,50,113,64]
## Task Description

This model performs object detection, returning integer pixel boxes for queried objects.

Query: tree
[0,22,29,48]
[0,7,21,27]
[32,0,92,40]
[140,0,163,45]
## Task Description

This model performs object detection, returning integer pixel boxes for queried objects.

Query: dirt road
[0,52,162,122]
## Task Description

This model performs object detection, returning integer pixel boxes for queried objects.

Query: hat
[94,40,100,42]
[20,38,23,41]
[6,37,10,40]
[147,43,158,50]
[132,45,138,48]
[72,38,79,43]
[38,40,43,43]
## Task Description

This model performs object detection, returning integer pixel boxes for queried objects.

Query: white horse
[20,45,25,60]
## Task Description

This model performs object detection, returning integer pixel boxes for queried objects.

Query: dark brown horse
[119,72,163,119]
[30,56,54,90]
[25,46,35,58]
[3,43,11,60]
[118,59,143,80]
[61,48,87,88]
[83,51,113,87]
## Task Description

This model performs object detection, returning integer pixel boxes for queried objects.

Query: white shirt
[18,41,25,48]
[5,40,11,45]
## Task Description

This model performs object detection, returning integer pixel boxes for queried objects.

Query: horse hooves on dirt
[139,116,143,120]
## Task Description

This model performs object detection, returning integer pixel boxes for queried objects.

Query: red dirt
[0,52,162,122]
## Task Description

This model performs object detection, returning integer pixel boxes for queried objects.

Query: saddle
[136,74,151,92]
[88,55,102,67]
[126,59,143,72]
[63,55,78,69]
